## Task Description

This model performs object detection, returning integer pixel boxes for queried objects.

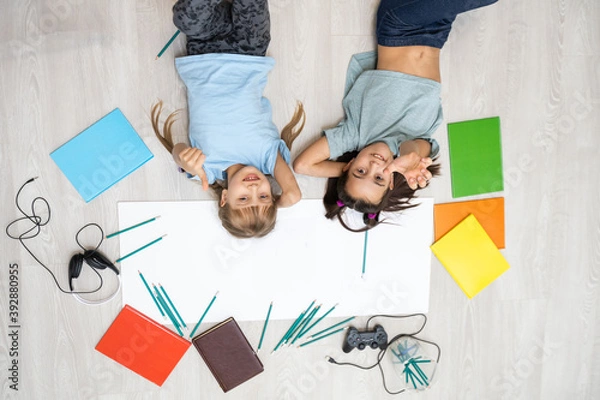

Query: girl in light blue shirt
[152,0,304,238]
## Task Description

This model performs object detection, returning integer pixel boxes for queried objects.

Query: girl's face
[220,166,273,209]
[343,142,395,204]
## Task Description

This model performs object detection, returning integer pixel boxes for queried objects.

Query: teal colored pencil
[293,305,321,340]
[159,284,187,329]
[412,363,428,383]
[153,286,183,337]
[116,235,166,263]
[156,30,180,59]
[300,300,316,319]
[309,316,355,339]
[272,311,306,353]
[298,327,347,348]
[257,301,273,352]
[106,216,159,239]
[138,270,165,318]
[407,367,423,387]
[296,303,338,339]
[284,300,317,343]
[407,369,417,389]
[291,305,321,344]
[281,312,306,346]
[189,291,219,338]
[284,301,316,345]
[153,285,179,328]
[361,231,369,277]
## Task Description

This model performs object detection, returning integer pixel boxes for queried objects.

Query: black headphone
[7,177,122,306]
[68,249,119,291]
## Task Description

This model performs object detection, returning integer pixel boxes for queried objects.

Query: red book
[95,304,191,386]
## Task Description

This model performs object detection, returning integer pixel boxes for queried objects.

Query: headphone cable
[5,177,115,296]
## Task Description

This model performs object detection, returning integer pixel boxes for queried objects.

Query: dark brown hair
[323,151,441,232]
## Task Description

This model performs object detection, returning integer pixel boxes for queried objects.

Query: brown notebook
[192,317,263,392]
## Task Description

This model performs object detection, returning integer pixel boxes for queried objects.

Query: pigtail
[151,100,180,154]
[280,102,306,150]
[323,150,357,220]
[362,212,380,229]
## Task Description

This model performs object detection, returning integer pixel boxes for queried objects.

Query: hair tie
[367,213,378,220]
[336,200,345,208]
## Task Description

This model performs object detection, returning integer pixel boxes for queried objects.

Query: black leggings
[172,0,271,56]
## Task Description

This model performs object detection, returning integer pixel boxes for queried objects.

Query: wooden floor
[1,0,599,399]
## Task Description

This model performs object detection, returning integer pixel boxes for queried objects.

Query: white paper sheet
[118,199,433,324]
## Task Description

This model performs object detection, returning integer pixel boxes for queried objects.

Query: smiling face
[343,142,395,204]
[220,166,274,209]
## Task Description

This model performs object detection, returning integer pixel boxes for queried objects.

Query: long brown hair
[150,100,305,238]
[323,151,441,232]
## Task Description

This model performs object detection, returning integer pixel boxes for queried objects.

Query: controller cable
[326,313,441,395]
[5,177,121,305]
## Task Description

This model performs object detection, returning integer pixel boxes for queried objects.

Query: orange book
[95,304,191,386]
[434,197,505,249]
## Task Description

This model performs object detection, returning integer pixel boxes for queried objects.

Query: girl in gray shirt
[294,0,498,231]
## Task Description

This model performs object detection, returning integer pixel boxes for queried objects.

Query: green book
[447,117,503,198]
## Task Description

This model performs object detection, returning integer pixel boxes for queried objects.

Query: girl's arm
[273,153,301,208]
[292,137,346,178]
[399,139,432,159]
[172,143,209,190]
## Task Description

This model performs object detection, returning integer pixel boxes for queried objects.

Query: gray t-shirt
[324,51,442,159]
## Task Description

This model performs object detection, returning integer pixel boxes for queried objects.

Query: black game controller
[342,325,388,353]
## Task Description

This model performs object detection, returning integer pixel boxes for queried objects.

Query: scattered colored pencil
[156,30,180,59]
[281,312,306,347]
[296,303,338,339]
[159,283,187,329]
[298,327,347,348]
[361,230,369,278]
[272,309,307,353]
[308,316,355,339]
[138,270,166,319]
[115,235,166,263]
[106,216,160,239]
[291,305,321,344]
[189,291,219,338]
[284,301,316,346]
[257,301,273,352]
[153,285,183,337]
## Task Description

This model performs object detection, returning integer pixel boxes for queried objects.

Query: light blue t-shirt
[176,53,291,184]
[324,51,442,159]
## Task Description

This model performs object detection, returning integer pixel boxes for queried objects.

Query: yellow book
[430,214,510,299]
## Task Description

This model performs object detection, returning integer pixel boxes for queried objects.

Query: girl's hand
[384,153,433,190]
[176,146,209,190]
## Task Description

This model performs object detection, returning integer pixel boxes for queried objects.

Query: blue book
[50,108,153,202]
